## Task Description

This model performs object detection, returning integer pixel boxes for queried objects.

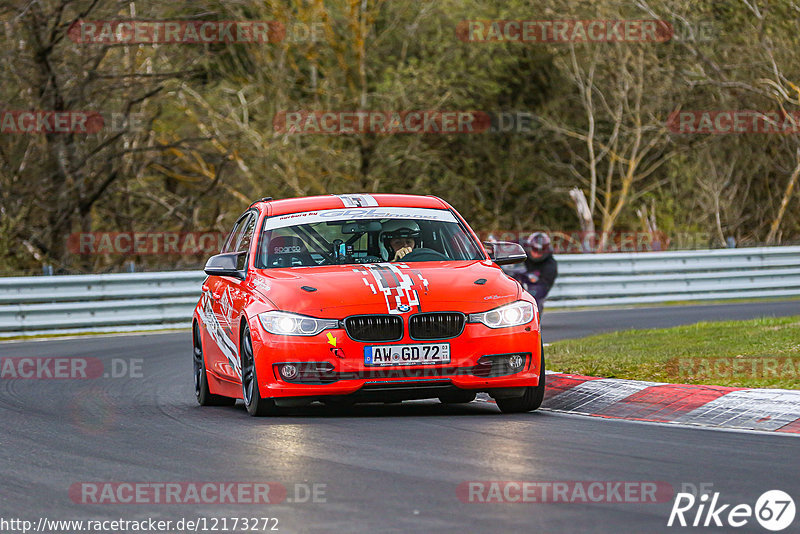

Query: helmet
[523,232,551,252]
[380,220,421,260]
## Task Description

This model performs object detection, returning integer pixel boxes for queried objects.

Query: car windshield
[255,207,485,268]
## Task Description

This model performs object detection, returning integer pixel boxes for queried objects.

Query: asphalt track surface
[1,301,799,533]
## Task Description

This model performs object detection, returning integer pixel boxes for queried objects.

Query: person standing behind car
[516,232,558,313]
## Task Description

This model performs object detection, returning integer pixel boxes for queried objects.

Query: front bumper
[248,319,542,399]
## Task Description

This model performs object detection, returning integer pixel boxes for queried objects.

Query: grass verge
[547,315,800,389]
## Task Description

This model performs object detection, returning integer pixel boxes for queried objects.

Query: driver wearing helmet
[381,220,420,261]
[516,232,558,312]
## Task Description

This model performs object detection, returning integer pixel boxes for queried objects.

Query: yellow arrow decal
[327,332,337,347]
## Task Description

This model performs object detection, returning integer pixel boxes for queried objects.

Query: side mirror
[484,241,527,266]
[204,252,247,279]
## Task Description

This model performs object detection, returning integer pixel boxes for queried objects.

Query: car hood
[250,260,521,317]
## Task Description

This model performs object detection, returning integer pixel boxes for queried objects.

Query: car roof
[252,194,450,217]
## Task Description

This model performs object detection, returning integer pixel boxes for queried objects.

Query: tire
[496,342,546,414]
[193,322,236,407]
[438,390,477,404]
[240,324,278,417]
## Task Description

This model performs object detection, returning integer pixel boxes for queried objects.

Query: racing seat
[264,235,315,267]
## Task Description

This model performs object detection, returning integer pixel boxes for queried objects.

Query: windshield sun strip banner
[263,207,458,231]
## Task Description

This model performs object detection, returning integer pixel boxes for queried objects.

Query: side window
[222,218,244,253]
[236,215,256,253]
[235,215,255,268]
[222,211,257,254]
[234,214,256,270]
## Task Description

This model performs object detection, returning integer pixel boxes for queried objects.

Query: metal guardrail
[0,246,798,337]
[0,272,204,337]
[546,246,800,307]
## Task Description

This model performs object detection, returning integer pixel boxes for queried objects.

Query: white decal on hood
[352,263,422,314]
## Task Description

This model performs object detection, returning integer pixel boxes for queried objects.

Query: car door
[213,211,258,381]
[201,214,252,381]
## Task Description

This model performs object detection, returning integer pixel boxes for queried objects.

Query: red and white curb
[480,372,800,434]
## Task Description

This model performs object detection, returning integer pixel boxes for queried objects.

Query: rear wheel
[496,343,546,414]
[438,390,477,404]
[240,324,278,417]
[193,322,235,407]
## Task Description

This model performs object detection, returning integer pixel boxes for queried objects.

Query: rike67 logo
[668,489,795,531]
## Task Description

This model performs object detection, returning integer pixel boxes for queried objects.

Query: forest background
[2,0,799,274]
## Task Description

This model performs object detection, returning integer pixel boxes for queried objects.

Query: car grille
[344,315,403,342]
[409,313,466,340]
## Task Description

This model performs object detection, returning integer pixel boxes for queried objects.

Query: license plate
[364,343,450,366]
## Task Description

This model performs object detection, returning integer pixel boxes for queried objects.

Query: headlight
[468,301,534,328]
[258,311,339,336]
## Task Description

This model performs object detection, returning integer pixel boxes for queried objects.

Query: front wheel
[193,322,235,407]
[496,344,546,414]
[240,324,278,417]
